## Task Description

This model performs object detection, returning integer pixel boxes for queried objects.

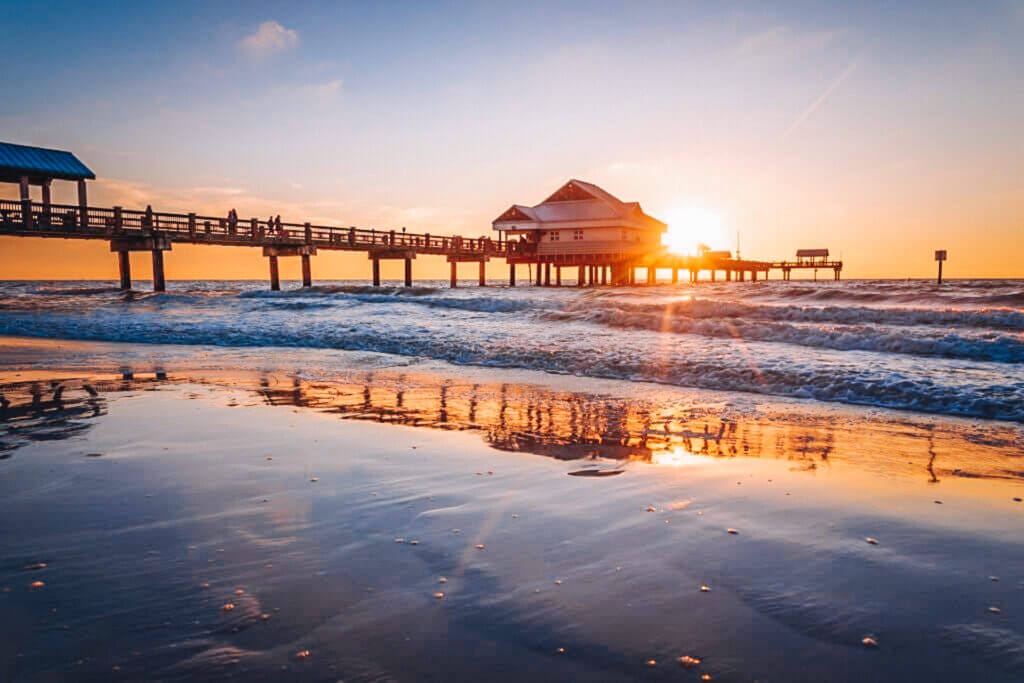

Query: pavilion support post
[372,257,381,287]
[19,176,32,229]
[509,262,516,287]
[117,251,131,290]
[647,266,656,285]
[450,261,458,288]
[672,268,679,284]
[555,266,562,287]
[268,255,280,291]
[751,270,758,282]
[77,179,88,228]
[405,258,413,287]
[601,265,607,285]
[578,265,585,287]
[711,270,717,283]
[301,254,312,288]
[479,261,486,287]
[544,263,551,286]
[152,249,166,292]
[41,179,52,216]
[535,263,542,287]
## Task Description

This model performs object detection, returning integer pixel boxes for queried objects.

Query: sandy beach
[1,335,1021,682]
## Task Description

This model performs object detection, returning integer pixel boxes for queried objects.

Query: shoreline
[1,336,1022,681]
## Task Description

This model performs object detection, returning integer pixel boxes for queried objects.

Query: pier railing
[0,199,505,257]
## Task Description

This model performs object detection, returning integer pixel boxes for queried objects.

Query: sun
[662,207,727,256]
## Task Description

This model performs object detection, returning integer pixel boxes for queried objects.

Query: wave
[549,302,1024,362]
[1,310,1021,423]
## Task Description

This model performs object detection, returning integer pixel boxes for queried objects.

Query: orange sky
[3,4,1022,280]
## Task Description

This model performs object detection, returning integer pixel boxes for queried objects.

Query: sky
[1,0,1022,280]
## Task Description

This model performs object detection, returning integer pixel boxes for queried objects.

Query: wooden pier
[0,142,842,289]
[0,197,842,288]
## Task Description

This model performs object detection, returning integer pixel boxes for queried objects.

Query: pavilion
[0,141,95,228]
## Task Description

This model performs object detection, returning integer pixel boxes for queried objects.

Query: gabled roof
[0,141,96,183]
[494,179,666,230]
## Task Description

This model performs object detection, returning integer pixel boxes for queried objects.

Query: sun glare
[662,207,727,256]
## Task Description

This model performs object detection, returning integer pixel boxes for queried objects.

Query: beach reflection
[3,368,1020,486]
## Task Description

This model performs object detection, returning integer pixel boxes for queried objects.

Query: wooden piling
[479,260,486,287]
[117,251,131,290]
[268,255,280,291]
[450,261,458,288]
[555,266,562,286]
[509,262,516,287]
[301,253,312,288]
[405,258,413,287]
[152,249,166,292]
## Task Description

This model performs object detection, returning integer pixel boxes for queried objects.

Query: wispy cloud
[299,78,343,99]
[240,20,299,57]
[737,25,840,63]
[782,59,859,141]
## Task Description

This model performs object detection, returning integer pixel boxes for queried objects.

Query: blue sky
[2,1,1022,277]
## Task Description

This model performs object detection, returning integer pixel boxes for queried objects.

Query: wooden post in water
[578,265,585,287]
[509,262,516,287]
[372,257,381,287]
[268,255,280,291]
[301,254,312,288]
[544,263,551,286]
[118,251,131,290]
[450,261,458,288]
[935,250,947,284]
[479,261,486,287]
[555,266,562,286]
[152,249,166,292]
[405,258,413,287]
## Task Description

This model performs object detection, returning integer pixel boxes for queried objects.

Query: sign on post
[935,250,947,284]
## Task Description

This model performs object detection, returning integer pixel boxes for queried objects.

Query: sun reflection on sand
[2,367,1021,491]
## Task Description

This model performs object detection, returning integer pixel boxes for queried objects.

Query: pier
[1,142,841,289]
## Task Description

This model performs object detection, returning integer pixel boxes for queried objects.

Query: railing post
[19,176,32,229]
[305,222,312,244]
[113,206,123,232]
[188,213,196,237]
[77,179,89,228]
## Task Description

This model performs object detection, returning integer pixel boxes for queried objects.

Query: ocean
[1,278,1021,423]
[1,278,1023,682]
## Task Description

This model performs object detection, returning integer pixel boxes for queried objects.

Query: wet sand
[1,337,1022,682]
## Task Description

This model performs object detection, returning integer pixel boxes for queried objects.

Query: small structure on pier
[0,141,94,229]
[493,179,666,286]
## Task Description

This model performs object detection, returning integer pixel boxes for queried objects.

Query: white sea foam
[1,279,1022,422]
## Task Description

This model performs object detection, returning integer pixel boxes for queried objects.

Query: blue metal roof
[0,141,96,182]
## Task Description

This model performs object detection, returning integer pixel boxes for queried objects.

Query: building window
[573,229,584,240]
[549,231,560,241]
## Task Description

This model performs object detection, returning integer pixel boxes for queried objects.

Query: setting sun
[662,207,728,256]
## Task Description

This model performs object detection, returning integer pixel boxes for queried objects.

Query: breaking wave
[1,279,1022,423]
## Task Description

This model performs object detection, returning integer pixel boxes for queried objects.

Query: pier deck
[1,198,841,288]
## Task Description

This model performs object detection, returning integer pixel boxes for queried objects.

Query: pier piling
[118,251,131,290]
[301,253,312,288]
[268,255,280,291]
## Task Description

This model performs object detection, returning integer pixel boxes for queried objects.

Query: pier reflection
[2,369,1020,485]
